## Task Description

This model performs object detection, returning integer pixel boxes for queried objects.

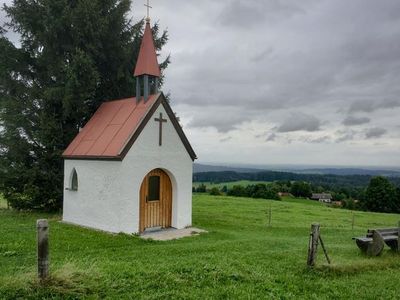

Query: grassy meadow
[1,194,400,299]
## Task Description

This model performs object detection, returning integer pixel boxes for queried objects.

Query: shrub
[209,187,222,196]
[196,184,207,193]
[227,185,246,197]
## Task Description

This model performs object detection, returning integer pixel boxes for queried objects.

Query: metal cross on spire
[144,0,152,21]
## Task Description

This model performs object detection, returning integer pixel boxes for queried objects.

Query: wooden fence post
[307,223,320,267]
[37,219,49,280]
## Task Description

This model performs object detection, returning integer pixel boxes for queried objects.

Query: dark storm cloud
[277,113,321,133]
[365,127,387,139]
[342,116,371,126]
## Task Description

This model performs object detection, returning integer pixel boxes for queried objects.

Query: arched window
[70,168,78,191]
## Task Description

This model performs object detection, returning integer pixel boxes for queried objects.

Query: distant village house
[310,193,333,203]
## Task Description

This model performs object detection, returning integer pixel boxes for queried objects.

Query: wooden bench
[353,227,399,256]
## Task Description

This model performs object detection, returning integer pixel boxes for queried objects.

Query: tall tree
[364,176,399,213]
[0,0,169,211]
[290,181,312,198]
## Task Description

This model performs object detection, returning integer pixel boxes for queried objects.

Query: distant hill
[194,163,400,177]
[294,168,400,177]
[193,163,263,173]
[193,170,400,191]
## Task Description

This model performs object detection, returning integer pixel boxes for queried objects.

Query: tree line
[194,175,400,214]
[193,171,400,201]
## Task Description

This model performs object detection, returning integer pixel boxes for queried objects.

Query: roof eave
[63,155,123,161]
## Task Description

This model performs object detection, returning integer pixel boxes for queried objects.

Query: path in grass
[1,194,400,299]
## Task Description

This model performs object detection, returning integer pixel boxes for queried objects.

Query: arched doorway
[139,169,172,232]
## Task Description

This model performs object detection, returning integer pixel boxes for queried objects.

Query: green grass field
[1,194,400,299]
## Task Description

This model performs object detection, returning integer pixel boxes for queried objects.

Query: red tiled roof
[133,21,161,77]
[63,95,158,159]
[63,93,197,161]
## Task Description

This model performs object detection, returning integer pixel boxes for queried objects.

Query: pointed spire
[134,20,161,77]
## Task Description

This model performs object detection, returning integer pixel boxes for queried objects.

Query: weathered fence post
[37,219,49,280]
[307,223,320,267]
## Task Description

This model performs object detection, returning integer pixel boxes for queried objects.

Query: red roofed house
[62,18,196,234]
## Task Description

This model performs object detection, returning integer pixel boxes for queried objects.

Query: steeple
[134,17,161,102]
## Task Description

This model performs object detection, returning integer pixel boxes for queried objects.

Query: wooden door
[139,169,172,232]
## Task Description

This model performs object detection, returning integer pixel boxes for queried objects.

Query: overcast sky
[2,0,400,167]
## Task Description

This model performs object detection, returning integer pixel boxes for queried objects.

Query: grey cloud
[187,107,253,132]
[342,116,370,126]
[380,99,400,110]
[266,133,277,142]
[250,48,274,63]
[189,118,238,133]
[164,0,400,138]
[365,127,387,139]
[348,101,376,113]
[219,0,307,28]
[349,100,400,113]
[220,136,232,142]
[305,136,331,144]
[278,113,321,133]
[335,129,356,143]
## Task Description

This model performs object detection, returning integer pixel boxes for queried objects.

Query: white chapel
[62,18,197,234]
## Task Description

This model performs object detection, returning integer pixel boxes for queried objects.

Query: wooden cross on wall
[154,112,167,146]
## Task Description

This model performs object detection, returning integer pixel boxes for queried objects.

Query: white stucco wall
[63,103,193,234]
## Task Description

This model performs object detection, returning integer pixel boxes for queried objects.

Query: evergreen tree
[0,0,169,210]
[364,176,399,213]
